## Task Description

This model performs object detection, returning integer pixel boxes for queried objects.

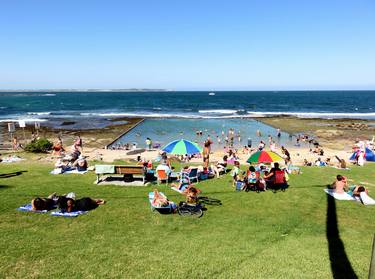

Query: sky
[0,0,374,90]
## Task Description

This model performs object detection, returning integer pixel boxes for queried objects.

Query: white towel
[171,187,184,194]
[360,192,375,205]
[324,189,356,201]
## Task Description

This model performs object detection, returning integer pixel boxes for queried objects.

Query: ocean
[1,91,375,127]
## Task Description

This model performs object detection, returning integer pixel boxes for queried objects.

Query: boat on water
[208,92,215,96]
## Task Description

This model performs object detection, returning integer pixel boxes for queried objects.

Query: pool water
[110,118,292,151]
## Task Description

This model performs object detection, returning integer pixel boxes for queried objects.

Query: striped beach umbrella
[247,150,284,164]
[162,139,202,155]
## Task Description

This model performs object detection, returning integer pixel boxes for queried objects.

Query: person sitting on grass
[335,156,347,169]
[243,166,260,191]
[329,175,348,194]
[231,161,241,187]
[211,155,228,178]
[72,155,88,171]
[184,186,201,204]
[52,137,65,156]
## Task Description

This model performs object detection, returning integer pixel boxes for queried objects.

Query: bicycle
[197,196,222,206]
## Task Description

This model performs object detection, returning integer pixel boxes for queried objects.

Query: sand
[1,116,369,167]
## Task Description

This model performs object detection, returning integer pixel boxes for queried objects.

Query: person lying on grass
[347,185,369,197]
[31,193,60,211]
[57,196,105,213]
[152,189,171,207]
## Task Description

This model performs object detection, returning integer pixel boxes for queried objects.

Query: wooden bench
[95,165,146,184]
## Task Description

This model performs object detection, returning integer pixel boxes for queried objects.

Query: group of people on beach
[231,161,288,192]
[51,135,89,173]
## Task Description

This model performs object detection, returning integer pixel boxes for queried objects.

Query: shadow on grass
[0,171,27,179]
[326,194,358,278]
[0,185,12,189]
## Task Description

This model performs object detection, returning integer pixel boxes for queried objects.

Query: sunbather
[152,189,170,207]
[330,175,348,193]
[31,193,59,211]
[72,155,88,171]
[57,196,105,212]
[347,185,368,197]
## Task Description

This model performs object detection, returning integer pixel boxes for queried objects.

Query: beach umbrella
[247,150,284,164]
[162,139,202,155]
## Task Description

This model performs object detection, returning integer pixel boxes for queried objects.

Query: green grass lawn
[0,159,375,278]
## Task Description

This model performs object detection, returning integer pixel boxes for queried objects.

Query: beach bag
[284,171,289,182]
[256,182,265,192]
[236,181,244,191]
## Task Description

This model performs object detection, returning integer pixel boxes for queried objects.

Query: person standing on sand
[202,141,210,169]
[281,146,291,164]
[145,137,152,150]
[247,138,252,148]
[206,135,213,153]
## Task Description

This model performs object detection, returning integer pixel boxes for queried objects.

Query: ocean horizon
[1,90,375,126]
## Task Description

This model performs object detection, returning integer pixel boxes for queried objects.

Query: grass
[0,158,375,278]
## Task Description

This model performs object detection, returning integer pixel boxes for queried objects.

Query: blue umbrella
[162,139,202,155]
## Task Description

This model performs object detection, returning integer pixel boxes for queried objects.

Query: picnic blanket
[95,165,115,174]
[50,211,88,217]
[323,189,356,200]
[17,204,51,213]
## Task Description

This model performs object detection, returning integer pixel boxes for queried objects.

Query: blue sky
[0,0,374,90]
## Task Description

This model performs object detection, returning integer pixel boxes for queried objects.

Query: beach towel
[324,189,356,201]
[359,192,375,205]
[171,187,184,194]
[17,204,52,213]
[95,165,115,174]
[331,166,351,170]
[50,211,88,217]
[50,168,88,175]
[1,156,25,163]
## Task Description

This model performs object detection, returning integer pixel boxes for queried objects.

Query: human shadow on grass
[0,171,27,179]
[326,194,358,279]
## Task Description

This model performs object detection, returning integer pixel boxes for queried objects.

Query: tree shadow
[0,170,27,179]
[326,194,358,278]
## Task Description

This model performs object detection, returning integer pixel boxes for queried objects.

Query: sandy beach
[2,116,373,167]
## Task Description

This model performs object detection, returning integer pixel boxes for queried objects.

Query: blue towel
[17,204,51,213]
[50,211,87,217]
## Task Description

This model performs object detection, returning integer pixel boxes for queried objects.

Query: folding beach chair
[157,169,169,186]
[187,168,199,182]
